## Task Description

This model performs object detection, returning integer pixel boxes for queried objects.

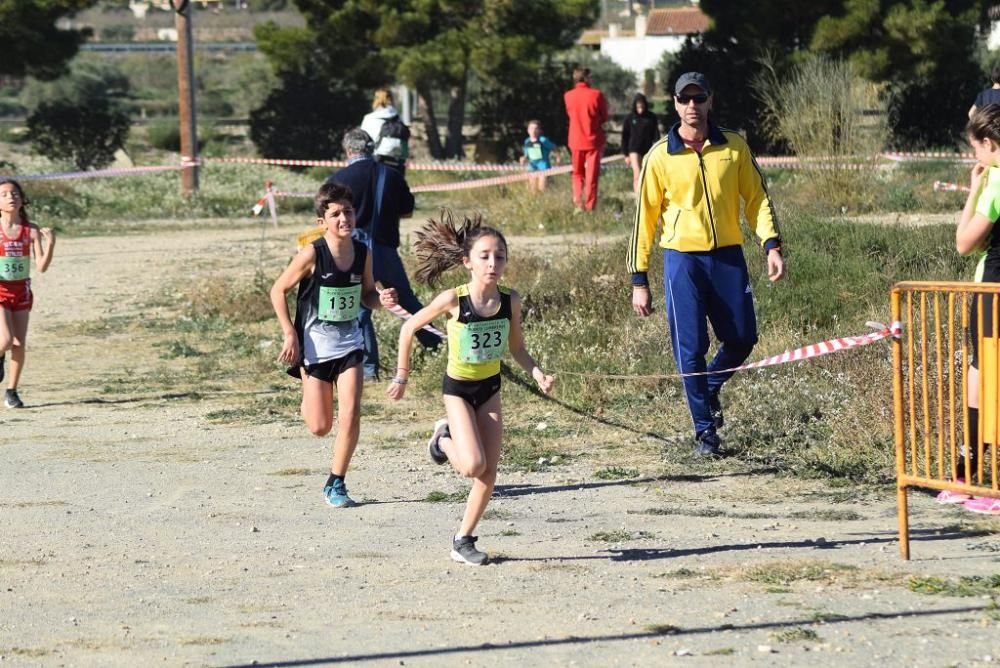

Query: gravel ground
[1,225,998,667]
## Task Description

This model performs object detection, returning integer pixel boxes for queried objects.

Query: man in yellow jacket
[627,72,786,457]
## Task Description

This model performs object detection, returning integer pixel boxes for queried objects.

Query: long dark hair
[0,178,29,224]
[414,211,508,285]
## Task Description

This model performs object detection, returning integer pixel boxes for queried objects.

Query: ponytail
[414,211,508,285]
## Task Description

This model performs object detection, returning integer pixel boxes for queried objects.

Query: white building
[989,5,1000,49]
[599,6,709,77]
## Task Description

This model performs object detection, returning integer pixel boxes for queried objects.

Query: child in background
[270,182,397,508]
[519,120,559,192]
[386,213,554,565]
[0,178,55,409]
[948,103,1000,515]
[621,92,661,193]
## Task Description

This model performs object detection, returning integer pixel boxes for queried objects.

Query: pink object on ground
[962,496,1000,515]
[936,488,972,504]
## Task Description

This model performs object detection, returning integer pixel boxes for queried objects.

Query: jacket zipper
[697,151,718,249]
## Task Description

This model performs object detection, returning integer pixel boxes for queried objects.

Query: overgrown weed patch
[907,574,1000,597]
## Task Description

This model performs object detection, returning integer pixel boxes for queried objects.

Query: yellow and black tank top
[446,284,512,380]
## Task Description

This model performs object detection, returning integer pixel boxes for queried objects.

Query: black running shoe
[694,429,721,458]
[427,418,450,465]
[451,535,488,566]
[5,389,24,409]
[708,391,724,429]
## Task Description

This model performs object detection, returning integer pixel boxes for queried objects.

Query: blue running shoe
[323,477,357,508]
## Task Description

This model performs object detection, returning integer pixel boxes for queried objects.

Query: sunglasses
[676,94,709,105]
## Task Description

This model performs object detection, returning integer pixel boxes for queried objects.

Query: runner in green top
[386,212,554,565]
[946,104,1000,515]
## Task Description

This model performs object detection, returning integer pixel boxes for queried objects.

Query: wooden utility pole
[174,0,199,193]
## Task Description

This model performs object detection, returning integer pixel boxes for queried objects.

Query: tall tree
[0,0,96,80]
[664,0,842,151]
[254,0,597,160]
[252,1,386,158]
[375,0,598,158]
[811,0,988,146]
[667,0,989,149]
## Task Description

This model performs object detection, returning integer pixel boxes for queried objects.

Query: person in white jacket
[361,88,410,173]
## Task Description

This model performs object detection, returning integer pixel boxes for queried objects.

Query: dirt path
[1,223,998,667]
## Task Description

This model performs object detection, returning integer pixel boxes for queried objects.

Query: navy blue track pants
[663,246,758,435]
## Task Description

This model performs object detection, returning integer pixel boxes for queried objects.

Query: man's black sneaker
[451,535,488,566]
[695,429,722,457]
[708,392,724,429]
[5,389,24,409]
[427,418,450,465]
[0,354,4,383]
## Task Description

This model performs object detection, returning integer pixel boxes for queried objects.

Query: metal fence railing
[892,281,1000,559]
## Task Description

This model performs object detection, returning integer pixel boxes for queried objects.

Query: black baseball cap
[674,72,711,96]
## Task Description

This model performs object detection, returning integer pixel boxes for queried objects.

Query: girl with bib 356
[270,182,397,509]
[386,213,554,565]
[0,178,55,409]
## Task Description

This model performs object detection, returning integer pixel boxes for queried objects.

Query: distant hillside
[66,5,304,42]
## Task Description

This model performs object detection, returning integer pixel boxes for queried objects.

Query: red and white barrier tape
[203,156,527,172]
[250,180,279,226]
[14,164,185,182]
[8,149,983,186]
[250,156,625,209]
[885,150,974,161]
[552,321,903,380]
[933,180,971,193]
[211,151,979,171]
[375,300,902,379]
[723,320,901,375]
[413,155,624,193]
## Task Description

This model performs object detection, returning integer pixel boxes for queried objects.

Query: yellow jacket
[627,123,781,283]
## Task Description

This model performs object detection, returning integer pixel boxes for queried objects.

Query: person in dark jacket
[326,128,441,380]
[970,67,1000,119]
[621,93,660,193]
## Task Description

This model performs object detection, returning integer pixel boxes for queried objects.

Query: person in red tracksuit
[563,67,608,212]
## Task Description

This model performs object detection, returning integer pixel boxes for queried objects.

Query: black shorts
[442,373,501,410]
[289,349,363,383]
[969,294,997,369]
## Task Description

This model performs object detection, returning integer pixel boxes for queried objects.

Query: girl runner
[0,178,55,408]
[386,213,554,564]
[949,103,1000,515]
[270,182,397,508]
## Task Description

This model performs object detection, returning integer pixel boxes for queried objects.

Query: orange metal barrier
[892,281,1000,559]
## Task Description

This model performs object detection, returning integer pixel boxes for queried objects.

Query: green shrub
[24,58,132,171]
[99,24,135,41]
[147,121,181,152]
